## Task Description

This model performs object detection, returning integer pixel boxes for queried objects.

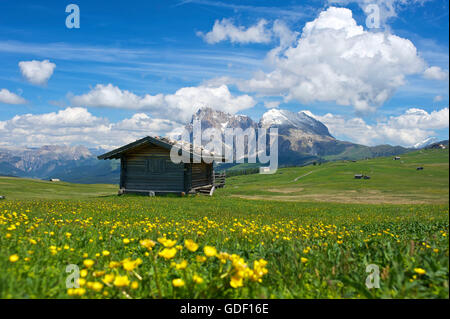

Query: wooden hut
[98,136,223,196]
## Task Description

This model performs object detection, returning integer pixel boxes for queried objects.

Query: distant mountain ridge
[0,107,426,183]
[186,107,413,166]
[0,145,119,183]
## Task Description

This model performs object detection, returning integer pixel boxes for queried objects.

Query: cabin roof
[97,136,223,161]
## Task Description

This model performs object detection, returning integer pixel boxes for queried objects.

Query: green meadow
[0,149,448,298]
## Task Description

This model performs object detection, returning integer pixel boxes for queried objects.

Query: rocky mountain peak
[186,107,257,132]
[260,108,333,137]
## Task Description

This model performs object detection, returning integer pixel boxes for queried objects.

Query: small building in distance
[49,178,60,182]
[393,156,401,160]
[98,136,224,196]
[355,174,370,179]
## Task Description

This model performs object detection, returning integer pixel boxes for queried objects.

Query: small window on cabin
[146,158,166,174]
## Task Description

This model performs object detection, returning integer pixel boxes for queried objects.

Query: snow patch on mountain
[413,137,439,149]
[260,108,333,137]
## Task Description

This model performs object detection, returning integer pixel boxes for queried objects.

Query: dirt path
[293,170,315,182]
[231,193,445,204]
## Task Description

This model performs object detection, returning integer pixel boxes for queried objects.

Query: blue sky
[0,0,448,149]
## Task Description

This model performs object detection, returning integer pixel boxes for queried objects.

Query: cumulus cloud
[0,107,183,149]
[0,88,27,104]
[328,0,428,28]
[197,18,272,44]
[423,66,449,81]
[18,59,56,85]
[70,83,256,123]
[237,7,426,113]
[264,101,281,109]
[197,18,298,47]
[306,107,449,147]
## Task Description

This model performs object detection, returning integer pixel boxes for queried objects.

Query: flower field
[0,196,448,299]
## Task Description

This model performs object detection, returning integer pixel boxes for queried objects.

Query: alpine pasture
[0,149,448,298]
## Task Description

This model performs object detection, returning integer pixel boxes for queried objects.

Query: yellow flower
[93,270,105,278]
[204,246,217,257]
[67,287,85,296]
[109,261,121,268]
[174,260,188,270]
[414,268,426,275]
[113,275,130,287]
[123,238,130,244]
[80,269,88,277]
[184,239,199,252]
[102,250,110,256]
[83,259,95,268]
[301,257,308,263]
[122,258,142,271]
[140,239,156,250]
[230,276,243,288]
[9,254,19,263]
[158,237,177,248]
[158,247,177,259]
[131,281,139,290]
[172,278,185,287]
[102,274,115,284]
[122,260,136,271]
[193,275,204,284]
[77,278,86,287]
[91,282,103,292]
[217,252,230,264]
[196,255,207,263]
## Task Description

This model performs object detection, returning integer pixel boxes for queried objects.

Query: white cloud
[237,7,426,113]
[70,83,256,123]
[264,101,281,109]
[423,66,449,81]
[0,107,183,149]
[328,0,430,28]
[197,18,272,44]
[197,18,299,47]
[18,59,56,85]
[306,107,449,147]
[272,20,299,48]
[0,89,27,104]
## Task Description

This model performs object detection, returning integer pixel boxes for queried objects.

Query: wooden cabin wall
[190,162,213,188]
[122,144,185,192]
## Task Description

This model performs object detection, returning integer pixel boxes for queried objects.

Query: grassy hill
[0,148,448,203]
[217,148,449,204]
[0,177,117,200]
